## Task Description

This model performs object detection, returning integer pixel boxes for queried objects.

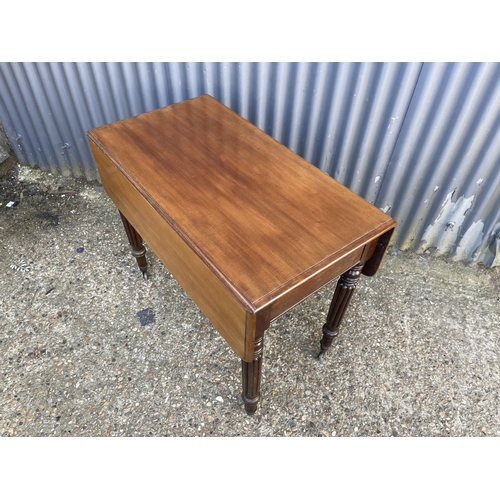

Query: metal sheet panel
[374,62,500,265]
[0,62,499,265]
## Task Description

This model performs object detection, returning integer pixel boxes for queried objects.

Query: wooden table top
[88,95,395,311]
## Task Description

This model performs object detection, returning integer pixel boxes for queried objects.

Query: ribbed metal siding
[375,62,500,266]
[0,62,423,181]
[0,62,499,266]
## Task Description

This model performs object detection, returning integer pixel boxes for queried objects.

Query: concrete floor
[1,166,499,437]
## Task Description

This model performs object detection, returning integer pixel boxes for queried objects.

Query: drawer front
[265,246,364,321]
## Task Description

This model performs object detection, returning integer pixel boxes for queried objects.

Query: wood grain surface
[89,142,250,360]
[88,95,396,312]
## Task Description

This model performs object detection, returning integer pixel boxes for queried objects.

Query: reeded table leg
[242,332,264,415]
[319,263,363,356]
[119,211,148,277]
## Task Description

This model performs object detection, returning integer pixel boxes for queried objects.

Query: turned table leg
[242,332,265,415]
[319,263,363,356]
[119,211,148,278]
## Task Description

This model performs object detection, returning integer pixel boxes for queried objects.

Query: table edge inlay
[252,219,396,308]
[88,118,396,313]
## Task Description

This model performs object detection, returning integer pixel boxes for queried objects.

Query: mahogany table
[87,95,396,414]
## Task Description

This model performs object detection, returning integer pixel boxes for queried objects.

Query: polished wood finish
[362,228,395,276]
[119,211,148,276]
[320,263,364,356]
[241,307,270,414]
[87,94,397,413]
[89,142,249,360]
[242,331,265,415]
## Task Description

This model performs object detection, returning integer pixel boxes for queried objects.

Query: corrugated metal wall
[1,62,499,266]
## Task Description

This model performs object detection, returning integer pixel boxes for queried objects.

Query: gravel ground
[1,165,499,437]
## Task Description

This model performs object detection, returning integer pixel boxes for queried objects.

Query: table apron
[260,246,364,321]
